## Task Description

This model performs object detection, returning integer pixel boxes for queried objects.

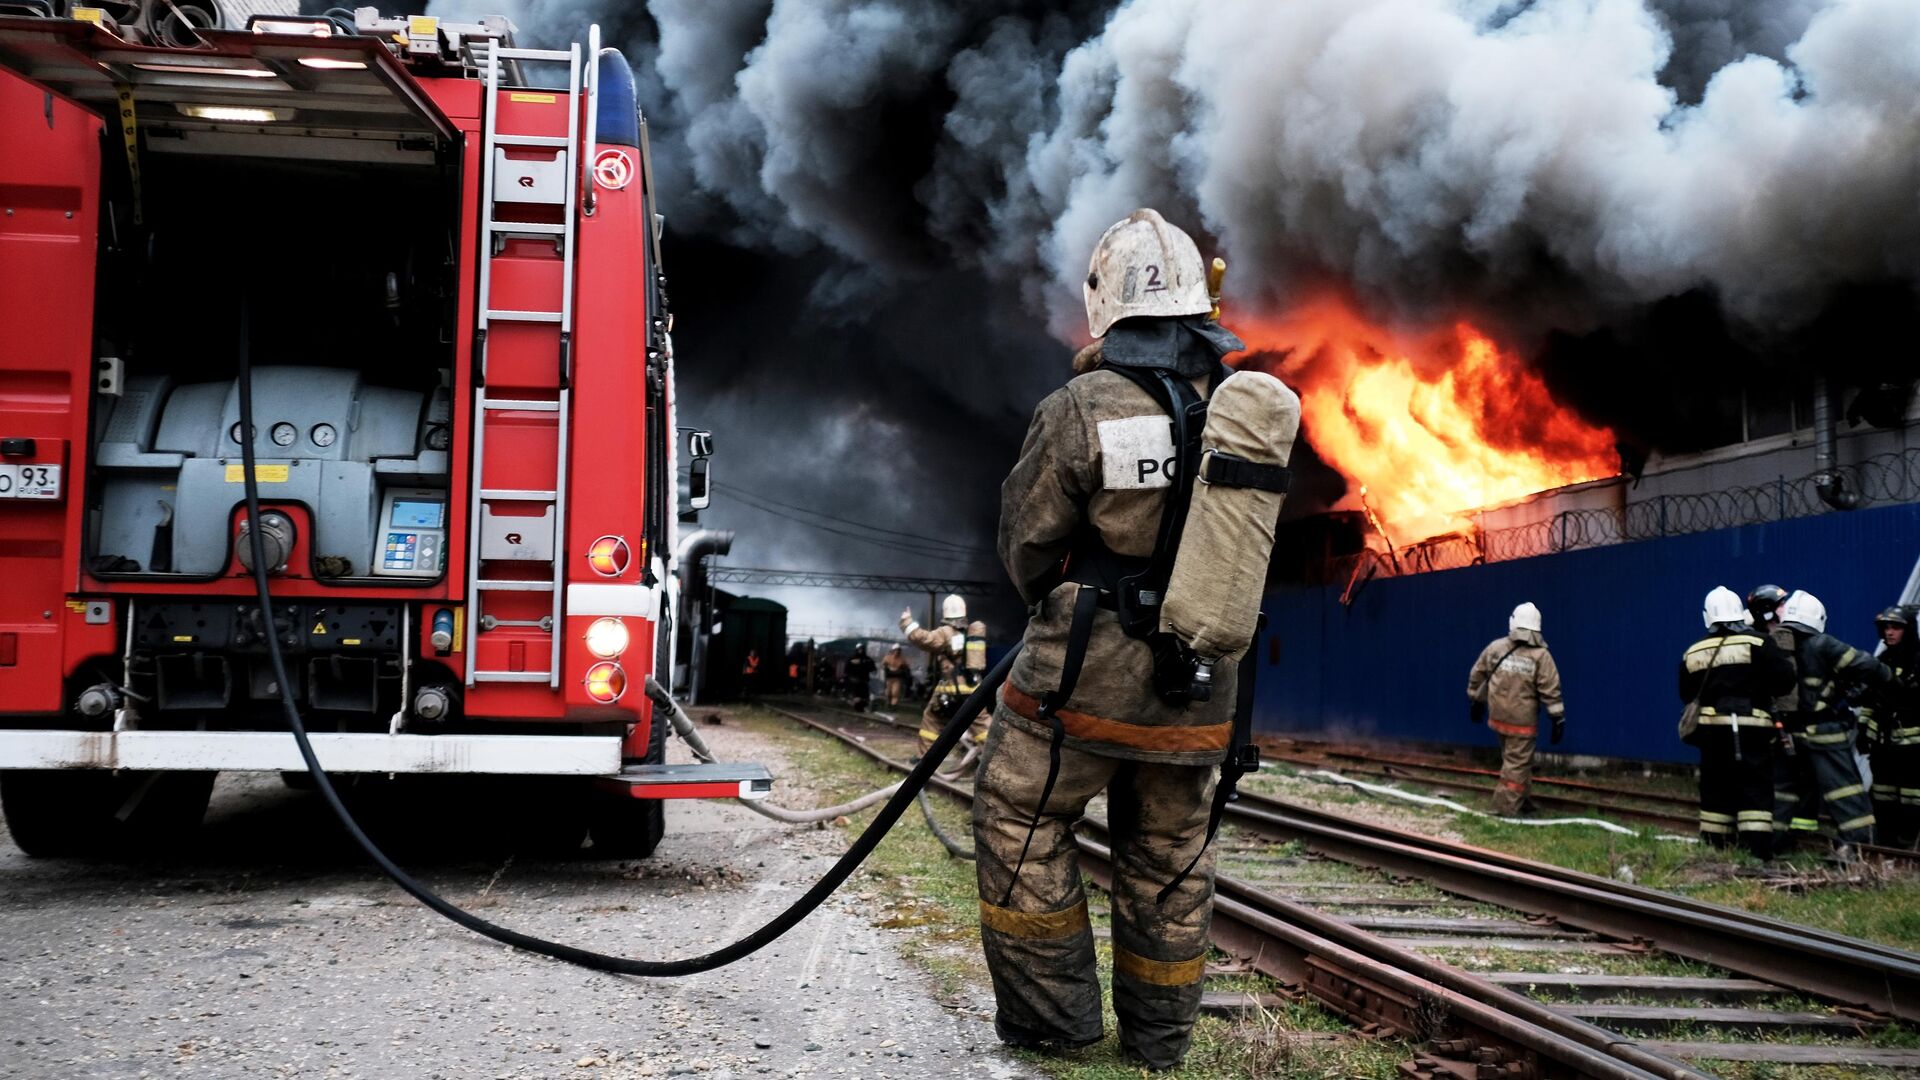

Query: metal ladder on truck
[463,32,594,688]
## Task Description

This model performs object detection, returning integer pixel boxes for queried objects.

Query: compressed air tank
[1159,369,1301,661]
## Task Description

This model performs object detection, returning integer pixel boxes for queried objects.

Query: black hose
[235,316,1017,975]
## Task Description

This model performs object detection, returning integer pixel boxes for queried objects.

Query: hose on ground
[738,743,980,825]
[237,308,1020,976]
[917,786,976,860]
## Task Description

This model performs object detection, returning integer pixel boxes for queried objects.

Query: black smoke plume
[421,0,1920,631]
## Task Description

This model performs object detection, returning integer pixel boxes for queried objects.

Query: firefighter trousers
[1869,740,1920,849]
[1693,722,1775,859]
[972,717,1216,1070]
[1775,721,1875,844]
[1490,729,1534,815]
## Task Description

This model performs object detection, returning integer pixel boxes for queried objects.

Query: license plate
[0,463,60,500]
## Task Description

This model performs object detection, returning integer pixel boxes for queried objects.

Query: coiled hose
[236,315,1016,976]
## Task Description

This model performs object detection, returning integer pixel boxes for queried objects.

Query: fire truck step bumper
[0,731,620,776]
[598,762,775,801]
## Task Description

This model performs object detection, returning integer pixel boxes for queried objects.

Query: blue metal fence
[1253,502,1920,763]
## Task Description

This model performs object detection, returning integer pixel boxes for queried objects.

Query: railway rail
[761,698,1920,1079]
[1272,741,1920,865]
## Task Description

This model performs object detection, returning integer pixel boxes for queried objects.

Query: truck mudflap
[600,762,774,801]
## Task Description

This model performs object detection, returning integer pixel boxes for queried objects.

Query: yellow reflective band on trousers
[1113,945,1207,987]
[1736,810,1774,832]
[978,898,1090,939]
[1789,818,1820,831]
[1825,784,1867,801]
[1800,729,1853,745]
[1838,814,1878,833]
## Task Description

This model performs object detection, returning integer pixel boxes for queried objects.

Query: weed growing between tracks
[738,706,1409,1079]
[1255,760,1920,952]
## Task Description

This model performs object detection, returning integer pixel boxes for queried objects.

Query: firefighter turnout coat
[1465,631,1564,738]
[995,367,1237,766]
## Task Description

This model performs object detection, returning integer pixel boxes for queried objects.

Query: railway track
[761,698,1920,1079]
[1272,741,1920,864]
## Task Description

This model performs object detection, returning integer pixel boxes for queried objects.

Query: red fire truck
[0,5,767,856]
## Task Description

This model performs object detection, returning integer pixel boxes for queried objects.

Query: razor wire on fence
[1321,447,1920,593]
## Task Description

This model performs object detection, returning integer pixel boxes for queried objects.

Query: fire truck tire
[0,770,118,857]
[587,713,668,858]
[119,771,218,849]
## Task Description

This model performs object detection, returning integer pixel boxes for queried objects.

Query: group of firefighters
[1467,588,1920,858]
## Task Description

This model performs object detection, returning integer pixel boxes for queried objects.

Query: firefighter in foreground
[901,597,985,752]
[975,209,1298,1068]
[1775,590,1891,848]
[1862,606,1920,847]
[1465,603,1567,815]
[1680,587,1796,856]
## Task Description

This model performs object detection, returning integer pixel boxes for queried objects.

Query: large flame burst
[1240,300,1619,545]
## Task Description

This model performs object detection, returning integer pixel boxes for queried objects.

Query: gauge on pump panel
[271,422,297,447]
[425,425,451,451]
[229,421,247,444]
[310,423,337,448]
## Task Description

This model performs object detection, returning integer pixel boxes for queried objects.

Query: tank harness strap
[1199,450,1291,494]
[999,584,1102,907]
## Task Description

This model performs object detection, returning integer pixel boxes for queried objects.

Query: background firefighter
[1862,606,1920,847]
[974,209,1296,1070]
[1465,602,1566,815]
[902,597,984,752]
[882,644,911,708]
[1680,587,1796,858]
[1776,590,1892,849]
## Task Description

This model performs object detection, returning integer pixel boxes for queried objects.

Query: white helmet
[941,594,967,623]
[1508,602,1542,636]
[1780,590,1827,634]
[1702,586,1746,629]
[1084,208,1212,339]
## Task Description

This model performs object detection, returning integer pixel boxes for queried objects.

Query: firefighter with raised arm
[1776,590,1892,850]
[1861,606,1920,847]
[975,209,1299,1069]
[901,596,985,752]
[1681,587,1796,857]
[1465,603,1566,815]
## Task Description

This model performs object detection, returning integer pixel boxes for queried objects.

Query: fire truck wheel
[0,770,118,857]
[118,771,218,850]
[587,714,667,858]
[506,778,592,856]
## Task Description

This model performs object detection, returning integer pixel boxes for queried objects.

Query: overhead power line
[713,480,996,561]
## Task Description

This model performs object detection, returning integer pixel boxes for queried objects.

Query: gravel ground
[0,720,1031,1080]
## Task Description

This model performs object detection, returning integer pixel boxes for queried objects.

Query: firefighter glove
[1550,716,1566,745]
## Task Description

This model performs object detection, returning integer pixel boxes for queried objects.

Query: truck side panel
[0,70,101,714]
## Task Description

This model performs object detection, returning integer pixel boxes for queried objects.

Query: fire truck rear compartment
[88,143,459,583]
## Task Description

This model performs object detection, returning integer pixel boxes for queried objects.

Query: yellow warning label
[407,15,438,37]
[312,621,328,635]
[65,601,88,613]
[172,635,194,643]
[72,6,104,25]
[452,607,464,653]
[342,638,362,646]
[225,464,289,483]
[509,92,557,104]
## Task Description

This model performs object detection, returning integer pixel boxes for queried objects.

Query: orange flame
[1241,299,1618,544]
